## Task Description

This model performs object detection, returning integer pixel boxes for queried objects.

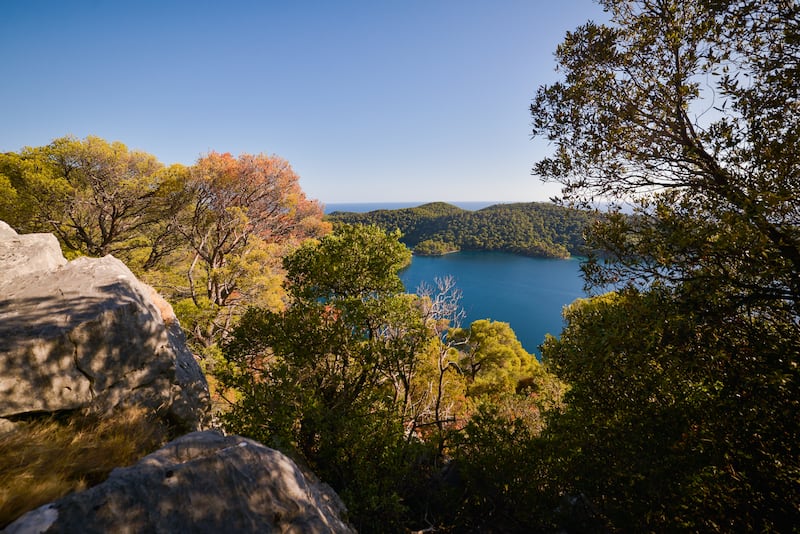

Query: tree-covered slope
[327,201,592,258]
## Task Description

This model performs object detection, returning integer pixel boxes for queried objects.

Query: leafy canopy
[0,135,180,260]
[220,225,566,531]
[533,0,800,530]
[328,201,592,258]
[532,0,800,308]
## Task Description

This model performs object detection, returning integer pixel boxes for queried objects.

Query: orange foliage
[190,151,329,247]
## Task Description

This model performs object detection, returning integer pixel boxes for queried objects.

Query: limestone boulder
[4,431,354,534]
[0,223,210,431]
[0,221,66,281]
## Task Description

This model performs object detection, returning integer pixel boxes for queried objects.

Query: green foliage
[328,201,592,259]
[1,136,180,260]
[532,0,800,306]
[0,176,18,226]
[413,239,459,256]
[283,224,410,301]
[2,135,332,407]
[448,403,560,532]
[531,1,800,529]
[3,136,604,530]
[541,288,800,530]
[451,319,545,400]
[220,225,568,531]
[0,153,29,230]
[220,225,431,530]
[428,322,567,532]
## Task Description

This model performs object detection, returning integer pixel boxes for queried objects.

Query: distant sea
[324,201,503,214]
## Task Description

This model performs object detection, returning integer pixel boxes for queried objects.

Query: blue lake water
[323,201,588,354]
[400,251,587,355]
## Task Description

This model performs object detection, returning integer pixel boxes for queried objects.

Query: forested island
[327,201,592,258]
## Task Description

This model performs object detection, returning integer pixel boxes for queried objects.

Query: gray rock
[0,223,210,432]
[0,221,15,238]
[4,431,354,534]
[0,222,66,286]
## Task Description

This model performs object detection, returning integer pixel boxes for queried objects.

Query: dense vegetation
[0,137,329,371]
[219,224,564,532]
[327,201,592,258]
[530,0,800,530]
[0,139,566,530]
[3,0,799,530]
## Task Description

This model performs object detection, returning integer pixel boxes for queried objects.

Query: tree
[0,152,35,232]
[3,136,182,260]
[413,239,459,256]
[432,320,566,532]
[219,225,434,531]
[532,0,800,529]
[411,276,468,450]
[542,288,800,530]
[221,224,417,443]
[172,151,329,350]
[328,201,591,259]
[219,225,575,530]
[133,163,196,271]
[531,0,800,309]
[451,319,543,399]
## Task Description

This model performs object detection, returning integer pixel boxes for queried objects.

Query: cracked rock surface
[0,221,210,431]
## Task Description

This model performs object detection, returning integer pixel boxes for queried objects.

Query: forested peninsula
[327,201,592,258]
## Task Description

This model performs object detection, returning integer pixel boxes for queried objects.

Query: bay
[400,251,587,355]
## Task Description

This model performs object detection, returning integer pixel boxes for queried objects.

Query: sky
[1,0,607,205]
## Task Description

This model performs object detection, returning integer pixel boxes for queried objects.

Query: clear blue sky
[1,1,606,204]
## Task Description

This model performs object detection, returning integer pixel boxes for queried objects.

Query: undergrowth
[0,407,169,528]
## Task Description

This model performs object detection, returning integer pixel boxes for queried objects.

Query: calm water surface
[400,251,587,355]
[323,202,588,354]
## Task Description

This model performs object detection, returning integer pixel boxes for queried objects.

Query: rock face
[4,431,354,534]
[0,222,210,431]
[0,221,67,278]
[1,225,353,532]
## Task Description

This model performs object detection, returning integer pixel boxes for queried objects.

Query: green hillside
[327,201,592,258]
